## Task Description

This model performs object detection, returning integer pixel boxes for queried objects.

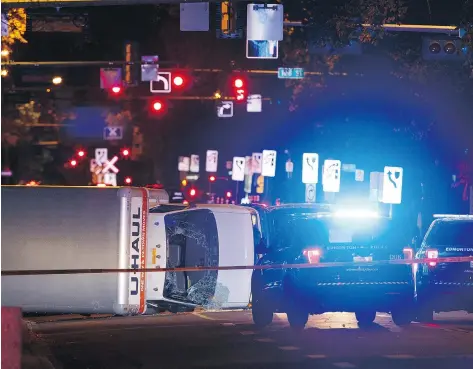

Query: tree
[1,8,27,77]
[1,101,72,183]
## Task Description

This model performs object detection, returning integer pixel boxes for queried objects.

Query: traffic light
[110,86,123,96]
[181,179,188,187]
[149,98,168,117]
[171,71,192,91]
[121,148,130,158]
[209,175,216,182]
[226,191,232,198]
[70,159,77,167]
[124,176,132,185]
[77,149,86,158]
[189,188,197,197]
[230,74,248,102]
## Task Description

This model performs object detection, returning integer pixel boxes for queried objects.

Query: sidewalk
[22,320,57,369]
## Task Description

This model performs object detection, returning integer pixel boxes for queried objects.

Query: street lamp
[52,76,63,85]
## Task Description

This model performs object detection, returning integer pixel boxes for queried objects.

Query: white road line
[333,362,357,368]
[221,322,236,326]
[376,313,391,318]
[239,331,255,335]
[306,354,327,359]
[384,354,416,359]
[278,346,300,351]
[254,337,275,342]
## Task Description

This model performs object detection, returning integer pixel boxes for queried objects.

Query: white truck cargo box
[1,186,168,315]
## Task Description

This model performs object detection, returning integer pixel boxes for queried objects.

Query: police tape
[2,256,473,276]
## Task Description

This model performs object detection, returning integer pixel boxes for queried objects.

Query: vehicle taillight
[403,247,413,260]
[426,248,439,267]
[303,247,322,264]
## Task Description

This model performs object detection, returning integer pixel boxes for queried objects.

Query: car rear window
[426,221,473,249]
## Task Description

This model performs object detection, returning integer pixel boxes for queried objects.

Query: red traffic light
[77,150,85,158]
[70,159,77,167]
[153,101,163,111]
[173,76,184,86]
[189,188,196,197]
[226,191,232,198]
[111,86,122,94]
[121,148,130,157]
[233,78,244,88]
[209,175,216,182]
[124,176,132,185]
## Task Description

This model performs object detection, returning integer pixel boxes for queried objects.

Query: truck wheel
[252,299,273,328]
[355,310,376,325]
[392,308,412,326]
[287,305,309,330]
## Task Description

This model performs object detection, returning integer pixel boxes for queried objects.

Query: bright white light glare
[52,76,63,85]
[333,209,379,218]
[1,49,9,57]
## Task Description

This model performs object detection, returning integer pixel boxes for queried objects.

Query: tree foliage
[1,8,27,51]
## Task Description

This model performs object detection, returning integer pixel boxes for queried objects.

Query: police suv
[250,204,416,329]
[415,214,473,321]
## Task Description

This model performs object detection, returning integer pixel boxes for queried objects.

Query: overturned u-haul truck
[1,186,256,315]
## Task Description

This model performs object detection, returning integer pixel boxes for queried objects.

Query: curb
[22,320,60,369]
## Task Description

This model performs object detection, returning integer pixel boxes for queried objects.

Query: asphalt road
[25,311,473,369]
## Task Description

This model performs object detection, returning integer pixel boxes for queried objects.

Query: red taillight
[426,248,439,267]
[403,247,413,260]
[303,247,322,264]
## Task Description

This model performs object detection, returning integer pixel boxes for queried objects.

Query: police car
[415,214,473,321]
[250,204,416,329]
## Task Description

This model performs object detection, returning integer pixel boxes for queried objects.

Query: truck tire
[355,310,376,325]
[252,298,273,328]
[286,305,309,330]
[391,308,412,326]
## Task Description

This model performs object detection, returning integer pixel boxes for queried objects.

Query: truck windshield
[163,209,219,306]
[426,221,473,249]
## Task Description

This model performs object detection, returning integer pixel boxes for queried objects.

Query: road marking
[307,354,327,359]
[221,322,236,326]
[278,346,300,351]
[192,312,215,321]
[333,362,357,368]
[255,337,275,342]
[239,331,255,335]
[384,354,416,359]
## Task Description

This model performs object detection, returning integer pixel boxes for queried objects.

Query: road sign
[206,150,218,172]
[355,169,365,182]
[141,55,159,82]
[103,126,123,140]
[190,154,200,173]
[322,159,341,193]
[382,166,403,204]
[178,156,190,172]
[243,156,252,176]
[305,183,316,203]
[278,67,304,79]
[302,153,319,184]
[100,68,122,89]
[180,3,209,31]
[247,94,262,112]
[150,72,171,93]
[95,148,108,165]
[252,152,262,174]
[99,156,119,174]
[104,173,117,186]
[262,150,277,177]
[217,101,233,117]
[232,156,245,181]
[247,4,284,41]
